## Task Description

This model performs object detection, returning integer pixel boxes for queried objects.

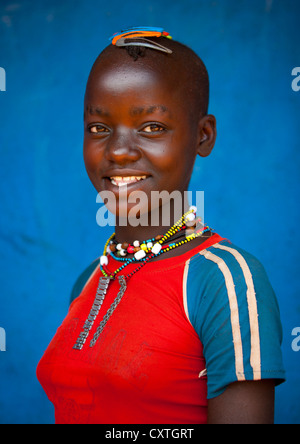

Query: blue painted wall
[0,0,299,424]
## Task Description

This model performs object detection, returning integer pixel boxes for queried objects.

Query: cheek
[149,139,196,187]
[83,141,102,172]
[83,142,107,193]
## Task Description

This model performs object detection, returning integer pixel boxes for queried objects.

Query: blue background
[0,0,299,424]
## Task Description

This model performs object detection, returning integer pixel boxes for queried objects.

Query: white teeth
[110,176,147,187]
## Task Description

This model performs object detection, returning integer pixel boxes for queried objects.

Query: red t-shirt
[37,235,223,424]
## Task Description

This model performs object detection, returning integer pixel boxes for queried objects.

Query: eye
[140,123,166,134]
[88,124,110,134]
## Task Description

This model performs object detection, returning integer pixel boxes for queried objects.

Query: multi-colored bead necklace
[109,229,188,262]
[73,207,210,350]
[101,222,210,280]
[100,206,198,264]
[107,219,195,262]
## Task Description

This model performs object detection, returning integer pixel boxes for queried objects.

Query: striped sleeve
[184,240,286,399]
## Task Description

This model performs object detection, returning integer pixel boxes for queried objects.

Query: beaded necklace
[108,227,189,262]
[73,207,210,350]
[101,206,198,264]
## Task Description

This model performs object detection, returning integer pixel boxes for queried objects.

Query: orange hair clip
[110,27,172,54]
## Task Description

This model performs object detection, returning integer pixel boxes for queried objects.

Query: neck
[115,199,190,243]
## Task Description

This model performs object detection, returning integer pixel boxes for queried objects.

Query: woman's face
[83,52,202,221]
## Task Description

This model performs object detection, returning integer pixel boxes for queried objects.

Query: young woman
[37,28,285,424]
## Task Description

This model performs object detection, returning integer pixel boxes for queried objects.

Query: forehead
[85,50,180,98]
[84,44,207,122]
[84,59,188,124]
[91,64,165,94]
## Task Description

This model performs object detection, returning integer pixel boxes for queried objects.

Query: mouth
[107,175,148,188]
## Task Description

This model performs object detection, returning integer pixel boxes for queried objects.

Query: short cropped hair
[90,37,210,118]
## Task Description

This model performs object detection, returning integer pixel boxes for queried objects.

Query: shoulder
[186,240,273,306]
[70,258,99,305]
[183,239,285,398]
[187,239,269,284]
[184,239,275,327]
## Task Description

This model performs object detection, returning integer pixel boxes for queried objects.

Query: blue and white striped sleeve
[184,240,286,399]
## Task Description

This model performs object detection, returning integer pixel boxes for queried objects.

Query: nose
[105,127,141,165]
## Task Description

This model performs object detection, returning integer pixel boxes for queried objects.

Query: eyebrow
[84,104,170,119]
[130,105,169,117]
[84,105,110,118]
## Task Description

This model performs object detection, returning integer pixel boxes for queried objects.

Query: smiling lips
[109,175,148,187]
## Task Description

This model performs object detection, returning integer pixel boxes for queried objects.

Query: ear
[197,114,217,158]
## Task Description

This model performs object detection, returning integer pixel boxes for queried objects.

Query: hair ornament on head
[110,27,173,54]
